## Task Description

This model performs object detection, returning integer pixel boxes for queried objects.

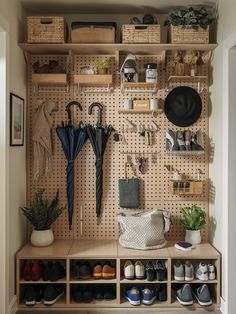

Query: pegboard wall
[27,51,209,242]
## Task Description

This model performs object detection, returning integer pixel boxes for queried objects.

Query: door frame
[222,30,236,314]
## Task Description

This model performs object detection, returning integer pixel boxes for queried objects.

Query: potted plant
[180,204,206,244]
[21,188,64,247]
[93,57,109,74]
[164,7,214,43]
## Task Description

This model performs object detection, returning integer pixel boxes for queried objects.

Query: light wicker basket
[122,24,160,44]
[27,16,66,43]
[169,25,209,44]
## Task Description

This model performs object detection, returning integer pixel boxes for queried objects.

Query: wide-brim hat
[164,86,202,127]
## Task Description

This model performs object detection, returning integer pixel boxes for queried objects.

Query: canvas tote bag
[116,209,171,250]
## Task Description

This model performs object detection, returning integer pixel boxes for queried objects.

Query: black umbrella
[86,102,114,217]
[56,101,87,229]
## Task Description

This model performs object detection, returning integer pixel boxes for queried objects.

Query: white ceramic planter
[30,228,54,247]
[185,229,201,245]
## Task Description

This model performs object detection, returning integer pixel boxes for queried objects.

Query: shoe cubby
[120,259,168,283]
[16,240,221,309]
[70,259,117,282]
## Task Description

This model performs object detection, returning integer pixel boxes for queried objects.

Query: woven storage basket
[169,25,209,44]
[122,24,160,44]
[27,16,66,43]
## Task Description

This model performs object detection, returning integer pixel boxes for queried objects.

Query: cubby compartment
[120,259,168,283]
[19,283,66,308]
[70,259,117,282]
[120,283,168,307]
[70,283,117,306]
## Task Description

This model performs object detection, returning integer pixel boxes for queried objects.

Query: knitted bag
[116,209,171,250]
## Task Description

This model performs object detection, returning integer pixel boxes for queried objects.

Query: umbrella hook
[66,101,83,126]
[88,102,103,128]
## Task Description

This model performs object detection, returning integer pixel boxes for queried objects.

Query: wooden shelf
[166,150,205,156]
[171,279,218,283]
[121,82,158,94]
[19,279,67,284]
[32,73,68,85]
[120,278,168,284]
[70,279,117,284]
[19,43,218,55]
[120,298,169,307]
[118,109,162,114]
[74,74,112,86]
[168,75,208,82]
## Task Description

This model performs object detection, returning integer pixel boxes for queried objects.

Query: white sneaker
[135,261,145,279]
[208,263,216,280]
[124,260,135,279]
[195,262,208,281]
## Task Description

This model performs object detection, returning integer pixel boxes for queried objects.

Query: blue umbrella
[86,102,114,217]
[56,101,87,229]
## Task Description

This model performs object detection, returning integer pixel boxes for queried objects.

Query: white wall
[210,0,236,310]
[0,0,26,311]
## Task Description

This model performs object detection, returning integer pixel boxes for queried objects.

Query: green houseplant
[93,57,109,74]
[180,204,206,244]
[164,7,214,30]
[21,188,64,247]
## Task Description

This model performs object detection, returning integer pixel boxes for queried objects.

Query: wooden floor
[17,310,222,314]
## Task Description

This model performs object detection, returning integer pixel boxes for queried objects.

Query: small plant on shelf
[21,188,64,247]
[164,7,214,29]
[180,204,206,244]
[93,57,109,74]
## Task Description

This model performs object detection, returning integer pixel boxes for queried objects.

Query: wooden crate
[169,180,204,195]
[169,25,209,44]
[27,16,66,43]
[122,24,160,44]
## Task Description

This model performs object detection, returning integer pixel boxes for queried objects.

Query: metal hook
[88,102,103,127]
[66,101,83,125]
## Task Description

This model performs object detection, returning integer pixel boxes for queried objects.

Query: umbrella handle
[66,101,83,125]
[88,102,103,127]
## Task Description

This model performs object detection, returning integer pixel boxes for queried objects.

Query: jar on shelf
[144,63,158,83]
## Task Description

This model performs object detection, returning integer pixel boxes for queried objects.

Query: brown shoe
[102,263,116,279]
[93,263,102,279]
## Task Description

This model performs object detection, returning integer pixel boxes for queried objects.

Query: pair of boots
[166,129,204,151]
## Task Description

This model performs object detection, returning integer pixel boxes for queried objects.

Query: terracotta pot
[185,229,201,245]
[30,228,54,247]
[97,68,108,74]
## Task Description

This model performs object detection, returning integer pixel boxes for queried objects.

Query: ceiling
[19,0,218,14]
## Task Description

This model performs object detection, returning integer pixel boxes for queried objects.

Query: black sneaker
[78,262,92,280]
[44,285,64,305]
[35,285,44,304]
[72,261,80,279]
[146,261,155,281]
[104,286,116,300]
[154,261,167,281]
[83,288,94,303]
[50,261,66,281]
[24,285,36,306]
[94,286,104,301]
[158,284,167,302]
[43,261,53,281]
[73,288,84,303]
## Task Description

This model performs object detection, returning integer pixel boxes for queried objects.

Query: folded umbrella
[86,102,114,217]
[56,101,87,229]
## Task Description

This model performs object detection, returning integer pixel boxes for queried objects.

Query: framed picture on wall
[10,93,24,146]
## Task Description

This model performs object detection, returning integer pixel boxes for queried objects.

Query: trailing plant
[180,204,206,230]
[20,188,64,230]
[164,7,214,29]
[93,57,109,70]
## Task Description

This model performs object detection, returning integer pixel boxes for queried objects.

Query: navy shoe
[146,261,155,281]
[125,287,140,306]
[78,262,92,280]
[50,261,66,281]
[158,284,167,302]
[141,287,157,305]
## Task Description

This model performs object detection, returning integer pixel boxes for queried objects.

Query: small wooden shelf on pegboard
[74,74,112,86]
[32,73,68,85]
[166,150,204,156]
[168,75,208,82]
[118,109,162,114]
[121,82,158,94]
[169,180,203,195]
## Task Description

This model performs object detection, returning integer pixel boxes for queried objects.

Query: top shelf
[19,43,218,55]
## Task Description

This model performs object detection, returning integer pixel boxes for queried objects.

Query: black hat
[164,86,202,127]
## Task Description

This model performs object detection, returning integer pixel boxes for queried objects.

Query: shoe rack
[16,239,220,310]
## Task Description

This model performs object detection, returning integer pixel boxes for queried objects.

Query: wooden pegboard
[27,51,209,242]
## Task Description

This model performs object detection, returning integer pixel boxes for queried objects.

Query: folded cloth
[32,100,57,180]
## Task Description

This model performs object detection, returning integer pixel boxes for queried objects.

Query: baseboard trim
[8,295,17,314]
[221,297,227,314]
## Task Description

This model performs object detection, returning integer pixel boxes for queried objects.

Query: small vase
[185,229,201,245]
[30,228,54,247]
